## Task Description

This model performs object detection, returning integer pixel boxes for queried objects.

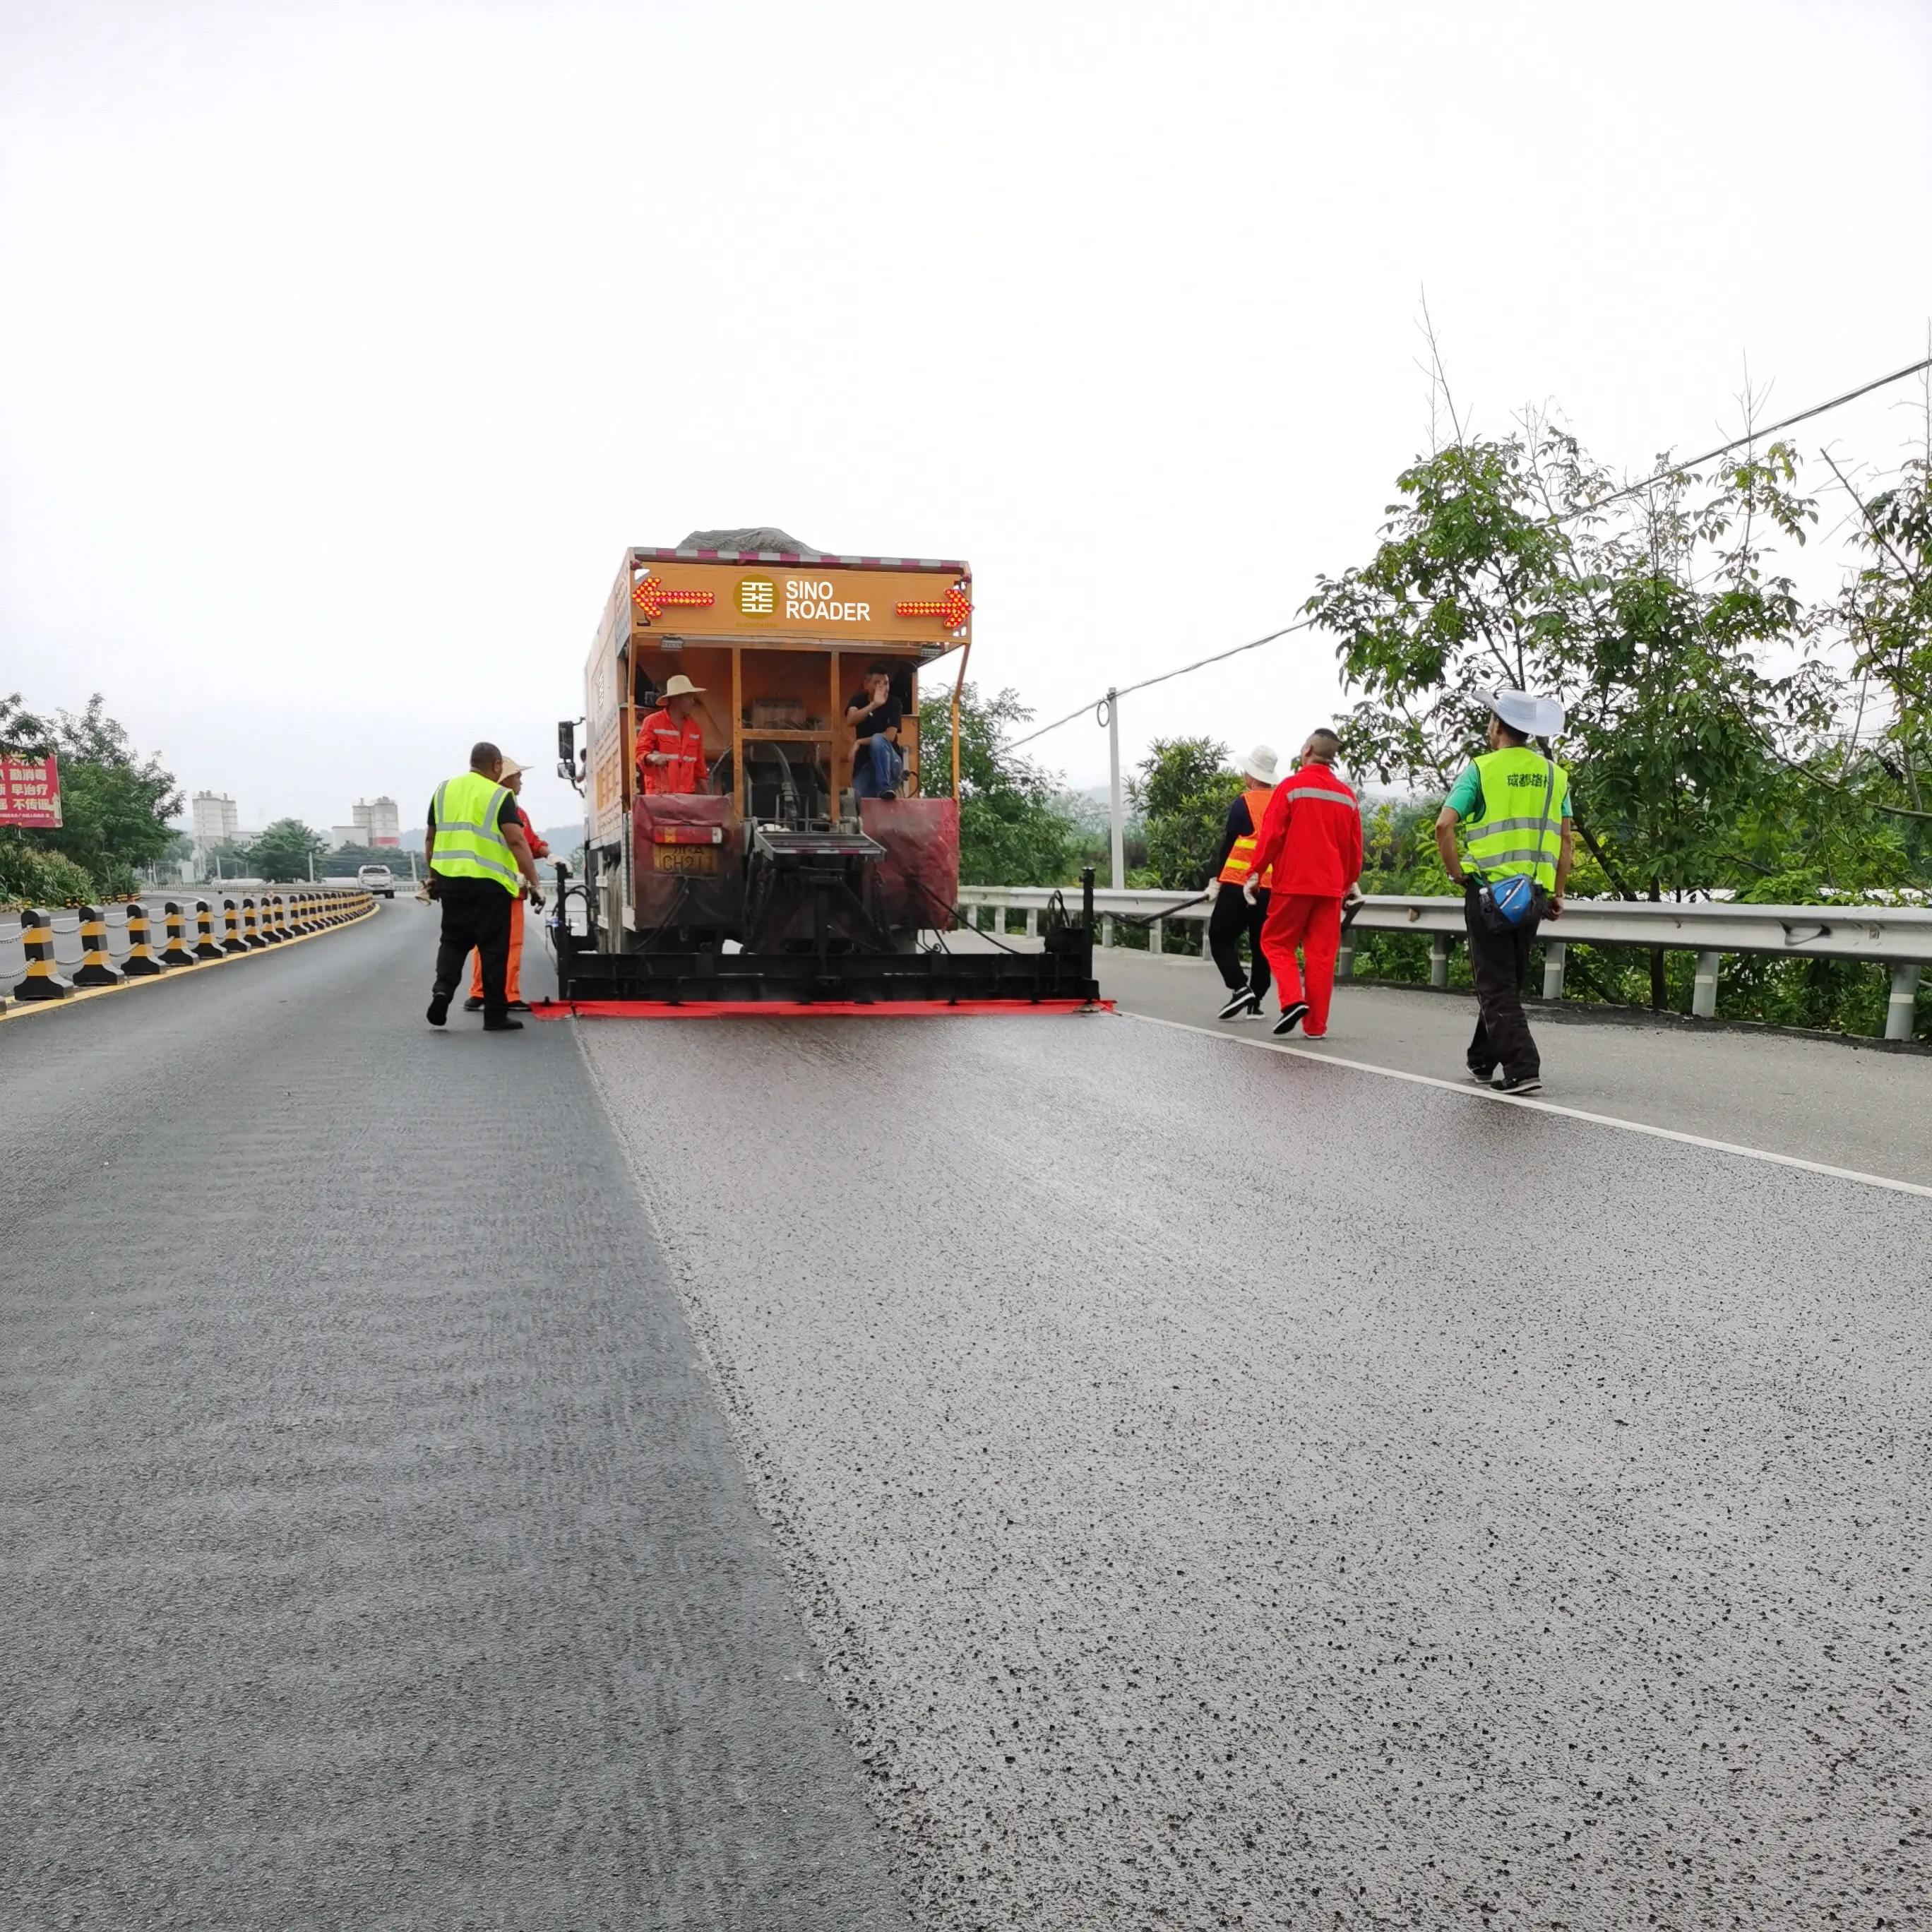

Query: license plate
[653,846,719,874]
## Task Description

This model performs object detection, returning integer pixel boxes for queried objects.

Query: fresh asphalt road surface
[585,1009,1931,1930]
[6,904,1929,1931]
[1,900,908,1932]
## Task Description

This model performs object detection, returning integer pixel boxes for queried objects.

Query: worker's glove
[1242,878,1259,906]
[1343,886,1364,911]
[526,887,546,912]
[424,875,441,901]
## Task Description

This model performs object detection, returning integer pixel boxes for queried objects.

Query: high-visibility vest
[429,770,520,893]
[1217,787,1277,887]
[1462,746,1568,888]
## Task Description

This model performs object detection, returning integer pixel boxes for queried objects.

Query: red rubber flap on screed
[861,795,960,932]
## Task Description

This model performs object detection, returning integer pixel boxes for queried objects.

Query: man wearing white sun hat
[1204,743,1280,1020]
[1434,688,1575,1095]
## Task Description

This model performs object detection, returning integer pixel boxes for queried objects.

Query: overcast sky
[4,0,1929,835]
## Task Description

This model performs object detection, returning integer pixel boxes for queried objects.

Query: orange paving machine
[549,530,1097,1011]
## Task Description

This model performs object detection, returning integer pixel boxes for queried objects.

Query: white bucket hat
[1474,688,1566,738]
[1238,744,1279,785]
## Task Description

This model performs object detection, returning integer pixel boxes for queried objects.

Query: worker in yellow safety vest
[1434,689,1575,1095]
[1204,744,1280,1020]
[424,740,545,1032]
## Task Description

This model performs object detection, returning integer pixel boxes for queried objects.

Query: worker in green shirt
[1434,690,1574,1095]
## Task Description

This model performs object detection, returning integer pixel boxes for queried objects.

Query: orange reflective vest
[636,709,708,795]
[1217,787,1277,888]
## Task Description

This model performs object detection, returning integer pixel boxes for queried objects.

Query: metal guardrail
[955,886,1931,1042]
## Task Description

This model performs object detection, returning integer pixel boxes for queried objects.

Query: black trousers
[1208,882,1272,997]
[434,878,514,1020]
[1463,884,1540,1079]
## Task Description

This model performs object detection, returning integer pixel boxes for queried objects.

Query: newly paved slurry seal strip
[0,902,909,1931]
[580,1010,1931,1930]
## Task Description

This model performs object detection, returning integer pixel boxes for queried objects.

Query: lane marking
[1120,1009,1932,1201]
[0,907,381,1025]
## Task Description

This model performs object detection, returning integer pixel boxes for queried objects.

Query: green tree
[0,692,181,897]
[1131,737,1245,890]
[250,818,326,882]
[915,683,1083,886]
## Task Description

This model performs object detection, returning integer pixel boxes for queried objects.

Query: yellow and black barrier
[73,906,126,987]
[160,902,198,967]
[14,908,72,1001]
[121,902,166,977]
[6,889,379,1016]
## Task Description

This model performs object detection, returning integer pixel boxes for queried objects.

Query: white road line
[1119,1009,1932,1201]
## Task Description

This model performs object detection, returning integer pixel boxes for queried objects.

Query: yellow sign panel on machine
[628,559,971,649]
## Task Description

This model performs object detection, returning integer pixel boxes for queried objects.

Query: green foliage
[1131,738,1245,890]
[251,818,327,882]
[0,842,96,909]
[916,683,1084,888]
[0,692,181,899]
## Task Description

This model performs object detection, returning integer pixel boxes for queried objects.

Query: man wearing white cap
[1434,689,1575,1095]
[1204,744,1280,1020]
[635,674,711,795]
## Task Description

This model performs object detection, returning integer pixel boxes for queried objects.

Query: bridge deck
[4,900,1927,1927]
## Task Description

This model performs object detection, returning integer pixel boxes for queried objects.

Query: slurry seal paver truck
[550,529,1097,1011]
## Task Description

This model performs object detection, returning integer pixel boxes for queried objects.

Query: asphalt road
[8,905,1930,1930]
[584,1004,1932,1931]
[0,901,908,1931]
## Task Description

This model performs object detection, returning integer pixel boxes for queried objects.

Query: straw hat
[496,755,524,780]
[1238,744,1279,785]
[661,673,705,699]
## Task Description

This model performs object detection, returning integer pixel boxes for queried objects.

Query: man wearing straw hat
[1434,688,1575,1095]
[1204,744,1280,1020]
[635,674,711,795]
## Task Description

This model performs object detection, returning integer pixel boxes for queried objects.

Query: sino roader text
[786,579,870,622]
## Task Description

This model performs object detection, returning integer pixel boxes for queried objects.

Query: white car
[357,863,398,899]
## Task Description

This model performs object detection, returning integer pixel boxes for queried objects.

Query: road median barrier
[73,907,125,987]
[3,888,378,1020]
[160,903,197,967]
[121,902,165,977]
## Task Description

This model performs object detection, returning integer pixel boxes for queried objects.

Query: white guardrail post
[948,887,1931,1040]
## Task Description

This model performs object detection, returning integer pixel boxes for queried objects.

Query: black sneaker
[1469,1066,1496,1085]
[1271,1001,1309,1037]
[427,991,451,1027]
[1217,989,1256,1020]
[463,996,484,1013]
[482,1018,524,1032]
[1493,1073,1542,1095]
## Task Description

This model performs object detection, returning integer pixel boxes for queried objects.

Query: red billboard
[0,753,61,828]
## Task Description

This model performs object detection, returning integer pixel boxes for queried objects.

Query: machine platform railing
[953,887,1932,1042]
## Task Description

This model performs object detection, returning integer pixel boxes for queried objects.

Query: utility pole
[1104,686,1124,890]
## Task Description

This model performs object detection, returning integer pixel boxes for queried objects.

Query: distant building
[192,791,239,847]
[352,797,400,847]
[328,825,362,851]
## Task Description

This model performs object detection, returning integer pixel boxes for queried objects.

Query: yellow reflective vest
[1462,746,1568,890]
[430,770,520,893]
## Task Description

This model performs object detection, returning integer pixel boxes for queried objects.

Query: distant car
[357,863,398,899]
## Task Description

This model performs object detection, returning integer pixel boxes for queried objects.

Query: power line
[983,351,1931,754]
[1005,618,1319,751]
[1570,354,1932,516]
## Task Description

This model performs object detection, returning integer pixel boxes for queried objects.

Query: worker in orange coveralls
[635,674,710,795]
[1244,727,1362,1040]
[465,758,549,1013]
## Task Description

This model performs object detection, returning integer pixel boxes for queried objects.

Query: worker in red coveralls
[465,758,549,1013]
[635,674,710,795]
[1243,728,1363,1039]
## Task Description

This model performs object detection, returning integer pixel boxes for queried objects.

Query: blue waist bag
[1477,872,1542,930]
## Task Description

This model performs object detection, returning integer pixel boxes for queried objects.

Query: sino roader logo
[736,574,874,623]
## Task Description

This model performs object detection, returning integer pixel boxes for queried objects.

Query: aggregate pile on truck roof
[547,532,1098,1011]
